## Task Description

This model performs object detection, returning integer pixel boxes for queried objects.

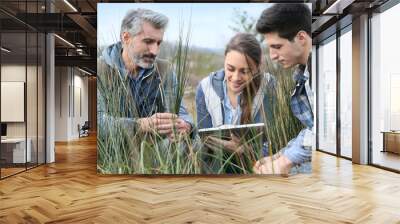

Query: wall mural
[97,3,313,175]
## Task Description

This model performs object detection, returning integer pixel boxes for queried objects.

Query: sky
[97,3,271,50]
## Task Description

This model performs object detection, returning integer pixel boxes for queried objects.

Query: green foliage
[97,10,304,175]
[97,22,253,174]
[171,22,191,114]
[262,52,304,154]
[229,9,304,155]
[97,59,204,174]
[229,8,264,42]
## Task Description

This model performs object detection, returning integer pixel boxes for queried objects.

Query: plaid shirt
[281,62,314,172]
[98,42,193,133]
[291,64,314,129]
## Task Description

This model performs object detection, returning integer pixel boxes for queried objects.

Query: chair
[78,121,90,138]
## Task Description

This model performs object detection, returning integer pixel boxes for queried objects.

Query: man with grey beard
[98,8,193,139]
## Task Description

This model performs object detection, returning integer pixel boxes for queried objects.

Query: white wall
[1,65,26,81]
[55,67,69,141]
[71,73,89,138]
[1,65,26,140]
[1,64,46,164]
[54,67,89,141]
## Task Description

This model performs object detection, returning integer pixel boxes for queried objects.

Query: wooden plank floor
[1,135,400,223]
[1,167,26,178]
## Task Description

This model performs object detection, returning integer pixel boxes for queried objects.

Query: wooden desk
[1,138,31,163]
[381,131,400,154]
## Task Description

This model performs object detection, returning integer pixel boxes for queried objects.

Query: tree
[229,8,264,42]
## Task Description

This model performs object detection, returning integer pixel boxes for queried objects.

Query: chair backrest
[82,121,90,129]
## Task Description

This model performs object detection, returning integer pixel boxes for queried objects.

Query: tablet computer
[198,123,265,140]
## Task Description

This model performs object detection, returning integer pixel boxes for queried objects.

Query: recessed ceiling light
[63,0,78,12]
[323,0,354,15]
[1,47,11,53]
[78,67,92,76]
[54,34,75,48]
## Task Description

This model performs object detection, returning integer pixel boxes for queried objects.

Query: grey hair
[120,8,168,41]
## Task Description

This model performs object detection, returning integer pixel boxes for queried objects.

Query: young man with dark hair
[253,3,313,174]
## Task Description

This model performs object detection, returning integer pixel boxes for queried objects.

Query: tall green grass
[97,15,304,174]
[97,23,208,174]
[261,51,304,156]
[97,49,303,175]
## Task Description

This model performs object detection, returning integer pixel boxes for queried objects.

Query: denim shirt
[98,42,193,130]
[222,79,241,125]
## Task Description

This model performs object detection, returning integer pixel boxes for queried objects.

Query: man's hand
[174,118,192,135]
[138,113,177,134]
[253,154,292,175]
[138,113,192,140]
[205,133,247,154]
[167,118,192,142]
